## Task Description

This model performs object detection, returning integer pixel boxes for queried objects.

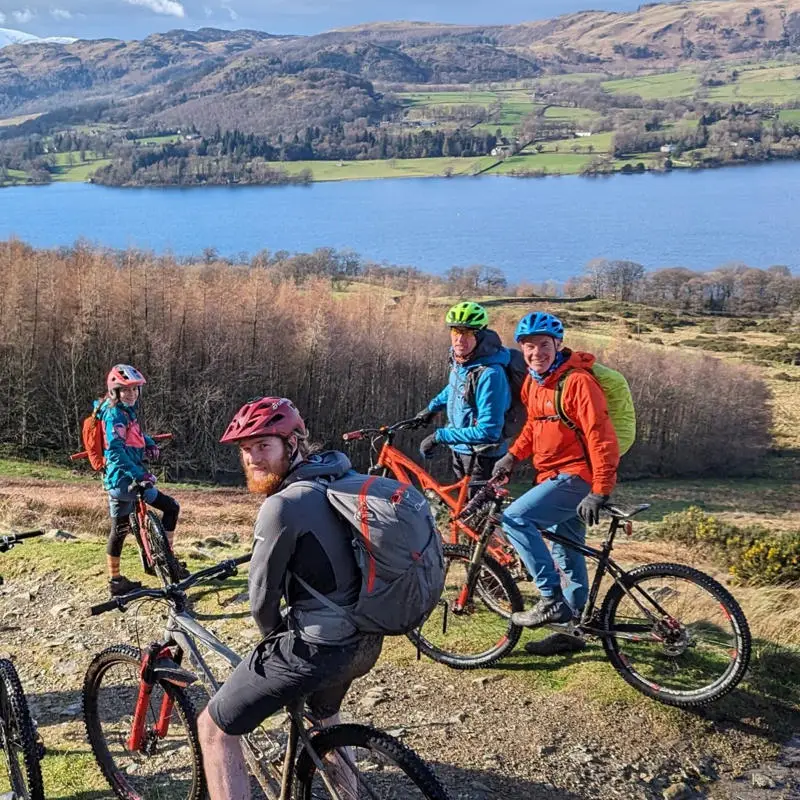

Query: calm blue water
[2,162,799,282]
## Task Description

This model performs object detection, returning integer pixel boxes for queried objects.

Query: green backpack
[554,363,636,455]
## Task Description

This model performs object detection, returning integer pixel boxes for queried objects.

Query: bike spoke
[609,573,739,695]
[418,557,513,659]
[92,659,197,799]
[308,744,431,799]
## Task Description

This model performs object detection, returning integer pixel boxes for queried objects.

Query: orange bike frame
[375,441,516,567]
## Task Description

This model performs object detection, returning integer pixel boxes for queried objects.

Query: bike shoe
[524,632,586,656]
[511,596,573,628]
[176,561,191,580]
[109,575,143,596]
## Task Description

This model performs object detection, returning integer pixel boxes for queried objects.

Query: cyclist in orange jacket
[493,312,620,656]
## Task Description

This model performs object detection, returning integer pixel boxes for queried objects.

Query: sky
[0,0,652,40]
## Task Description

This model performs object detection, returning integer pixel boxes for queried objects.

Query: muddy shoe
[109,575,143,597]
[525,633,586,656]
[511,596,572,628]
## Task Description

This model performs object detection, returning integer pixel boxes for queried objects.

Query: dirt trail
[0,476,798,799]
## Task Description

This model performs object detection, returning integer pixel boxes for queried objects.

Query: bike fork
[128,644,176,751]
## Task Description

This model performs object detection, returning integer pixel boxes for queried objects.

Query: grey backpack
[294,473,445,636]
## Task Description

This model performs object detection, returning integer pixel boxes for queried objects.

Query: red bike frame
[344,425,516,568]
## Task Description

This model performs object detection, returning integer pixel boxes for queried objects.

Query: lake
[2,162,799,283]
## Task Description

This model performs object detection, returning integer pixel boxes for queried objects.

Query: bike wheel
[83,645,205,800]
[600,562,751,708]
[407,544,523,669]
[293,723,448,800]
[0,660,44,800]
[144,511,182,586]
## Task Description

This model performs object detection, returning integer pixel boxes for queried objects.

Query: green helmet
[445,301,488,330]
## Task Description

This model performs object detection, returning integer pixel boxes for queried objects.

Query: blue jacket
[95,398,155,492]
[427,330,511,457]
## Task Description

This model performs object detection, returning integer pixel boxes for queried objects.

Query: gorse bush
[0,240,772,481]
[657,507,800,585]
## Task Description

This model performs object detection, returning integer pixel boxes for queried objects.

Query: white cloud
[203,5,213,16]
[12,8,35,23]
[50,7,72,19]
[0,12,5,23]
[124,0,186,17]
[221,1,238,20]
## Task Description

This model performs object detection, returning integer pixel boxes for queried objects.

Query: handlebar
[0,530,45,553]
[342,418,422,442]
[71,432,173,461]
[89,552,253,616]
[458,480,509,519]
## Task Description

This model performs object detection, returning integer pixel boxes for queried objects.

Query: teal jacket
[95,398,155,492]
[427,330,511,457]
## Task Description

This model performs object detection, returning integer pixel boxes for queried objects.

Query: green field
[49,151,111,182]
[603,71,698,99]
[399,88,537,135]
[542,105,600,123]
[270,155,497,180]
[490,152,593,175]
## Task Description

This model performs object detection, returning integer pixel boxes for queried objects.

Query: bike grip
[69,450,88,461]
[90,599,120,616]
[15,530,45,540]
[152,433,173,442]
[342,430,363,441]
[233,552,253,566]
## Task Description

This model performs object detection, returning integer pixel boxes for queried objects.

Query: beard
[242,457,290,496]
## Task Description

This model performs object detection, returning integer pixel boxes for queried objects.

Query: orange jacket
[509,350,620,495]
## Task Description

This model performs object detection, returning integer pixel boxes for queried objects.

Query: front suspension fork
[128,643,178,751]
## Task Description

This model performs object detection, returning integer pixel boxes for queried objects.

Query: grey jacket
[248,451,361,646]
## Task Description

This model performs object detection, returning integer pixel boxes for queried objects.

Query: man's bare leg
[197,707,250,800]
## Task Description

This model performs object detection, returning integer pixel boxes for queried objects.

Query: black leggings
[107,491,180,557]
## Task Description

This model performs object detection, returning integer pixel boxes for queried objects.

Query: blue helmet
[515,311,565,342]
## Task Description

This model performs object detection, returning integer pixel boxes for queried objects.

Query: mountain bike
[71,433,181,586]
[0,530,46,800]
[342,418,523,574]
[409,482,752,709]
[83,556,450,800]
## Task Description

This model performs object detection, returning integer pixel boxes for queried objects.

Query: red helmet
[107,364,146,392]
[220,397,307,445]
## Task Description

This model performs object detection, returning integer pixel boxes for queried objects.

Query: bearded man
[196,397,382,800]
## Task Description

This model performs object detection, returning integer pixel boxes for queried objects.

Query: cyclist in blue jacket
[415,301,511,493]
[96,364,183,596]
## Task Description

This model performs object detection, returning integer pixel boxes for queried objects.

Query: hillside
[4,0,800,118]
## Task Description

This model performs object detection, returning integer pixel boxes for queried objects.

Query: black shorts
[207,629,383,736]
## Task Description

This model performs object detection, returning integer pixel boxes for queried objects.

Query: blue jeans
[501,473,591,613]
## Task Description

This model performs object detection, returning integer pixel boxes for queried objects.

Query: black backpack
[464,348,528,442]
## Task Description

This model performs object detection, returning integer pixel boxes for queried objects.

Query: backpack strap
[553,368,578,432]
[287,571,357,626]
[463,364,488,409]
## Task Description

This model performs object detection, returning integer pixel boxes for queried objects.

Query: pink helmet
[107,364,146,392]
[220,397,307,445]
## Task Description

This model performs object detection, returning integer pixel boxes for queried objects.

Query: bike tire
[407,544,523,670]
[0,659,44,800]
[293,723,448,800]
[83,644,205,800]
[144,511,182,586]
[600,562,751,708]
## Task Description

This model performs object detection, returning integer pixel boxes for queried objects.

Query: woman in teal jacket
[97,364,182,596]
